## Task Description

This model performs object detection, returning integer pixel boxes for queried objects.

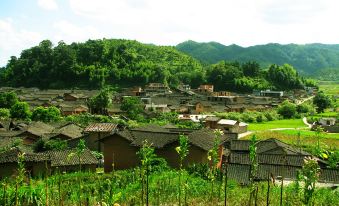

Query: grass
[1,169,338,205]
[248,119,306,131]
[244,130,339,150]
[277,129,339,139]
[318,81,339,96]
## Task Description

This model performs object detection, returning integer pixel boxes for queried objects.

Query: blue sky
[1,0,339,66]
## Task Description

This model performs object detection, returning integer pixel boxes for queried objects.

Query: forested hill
[176,40,339,77]
[0,39,316,92]
[0,39,204,89]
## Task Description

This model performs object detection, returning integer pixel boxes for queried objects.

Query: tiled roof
[0,148,97,167]
[48,123,83,139]
[84,123,118,132]
[0,148,49,163]
[230,139,310,155]
[188,128,228,151]
[229,153,306,167]
[204,116,221,122]
[44,149,97,167]
[109,127,226,151]
[319,169,339,183]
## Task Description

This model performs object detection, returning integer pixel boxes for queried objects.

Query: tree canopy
[0,39,315,92]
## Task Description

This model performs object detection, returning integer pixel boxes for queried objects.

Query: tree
[120,97,144,120]
[242,61,260,77]
[277,100,297,119]
[0,91,18,108]
[10,102,31,120]
[31,106,61,122]
[88,89,112,114]
[313,91,332,113]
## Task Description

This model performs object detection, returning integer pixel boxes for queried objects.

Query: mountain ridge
[176,40,339,76]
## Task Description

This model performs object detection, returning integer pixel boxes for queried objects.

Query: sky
[1,0,339,66]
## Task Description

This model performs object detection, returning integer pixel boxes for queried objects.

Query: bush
[297,103,314,114]
[0,108,10,119]
[277,100,297,119]
[10,102,31,120]
[32,106,61,122]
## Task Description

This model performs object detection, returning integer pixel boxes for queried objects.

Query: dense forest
[0,39,315,91]
[176,40,339,79]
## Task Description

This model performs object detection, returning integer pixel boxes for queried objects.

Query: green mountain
[176,40,339,76]
[0,38,316,92]
[0,39,204,89]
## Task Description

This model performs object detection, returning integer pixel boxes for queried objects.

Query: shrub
[10,102,31,120]
[277,100,297,119]
[0,108,10,119]
[32,106,61,122]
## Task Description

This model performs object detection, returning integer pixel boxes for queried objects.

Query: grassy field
[248,119,306,131]
[245,130,339,149]
[318,81,339,96]
[1,170,338,205]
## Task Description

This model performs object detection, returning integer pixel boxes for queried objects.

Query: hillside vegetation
[0,39,204,89]
[0,39,315,91]
[176,40,339,78]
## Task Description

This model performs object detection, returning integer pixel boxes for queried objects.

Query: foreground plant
[301,157,320,205]
[137,140,156,206]
[176,134,189,206]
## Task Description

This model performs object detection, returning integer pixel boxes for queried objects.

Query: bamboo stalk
[266,174,270,206]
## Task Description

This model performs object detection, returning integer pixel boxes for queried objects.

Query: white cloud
[53,20,101,43]
[0,19,42,66]
[66,0,339,46]
[37,0,58,11]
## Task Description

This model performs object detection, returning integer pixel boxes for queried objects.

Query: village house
[47,123,84,141]
[312,118,339,133]
[78,123,118,152]
[197,84,214,93]
[14,122,55,145]
[195,102,213,113]
[205,117,248,134]
[0,147,97,179]
[178,114,216,123]
[144,103,171,113]
[144,83,171,94]
[58,103,89,116]
[99,126,228,172]
[63,93,88,101]
[254,90,284,98]
[225,138,339,185]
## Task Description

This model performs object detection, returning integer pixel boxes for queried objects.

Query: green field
[248,119,306,131]
[277,129,339,139]
[318,81,339,96]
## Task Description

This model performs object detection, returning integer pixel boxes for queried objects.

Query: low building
[255,90,284,98]
[0,147,97,178]
[59,104,89,116]
[205,118,248,134]
[81,123,118,152]
[145,103,171,113]
[100,126,228,172]
[144,83,170,94]
[197,84,214,93]
[195,102,213,113]
[47,123,84,141]
[225,138,339,185]
[63,93,88,101]
[312,118,339,133]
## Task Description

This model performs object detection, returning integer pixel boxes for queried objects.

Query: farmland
[1,169,338,205]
